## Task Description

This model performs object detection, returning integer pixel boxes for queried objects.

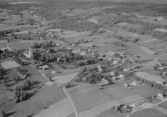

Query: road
[32,65,79,117]
[63,87,79,117]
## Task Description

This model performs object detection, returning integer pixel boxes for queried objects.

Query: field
[7,85,66,117]
[9,2,40,4]
[129,108,166,117]
[1,1,167,117]
[67,84,115,113]
[0,86,8,104]
[159,100,167,109]
[97,110,124,117]
[0,40,7,49]
[32,97,73,117]
[8,42,32,50]
[1,61,20,69]
[0,63,68,117]
[52,72,78,84]
[66,80,158,117]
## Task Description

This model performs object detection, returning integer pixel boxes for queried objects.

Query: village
[1,1,167,117]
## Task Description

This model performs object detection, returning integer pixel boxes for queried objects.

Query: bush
[66,82,71,89]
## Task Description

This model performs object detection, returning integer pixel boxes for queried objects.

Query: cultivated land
[1,1,167,117]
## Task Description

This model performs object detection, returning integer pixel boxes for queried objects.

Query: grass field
[0,86,8,104]
[103,82,157,100]
[159,100,167,109]
[21,65,48,83]
[96,44,124,53]
[1,61,20,69]
[129,108,166,117]
[147,41,167,50]
[67,84,99,95]
[7,85,66,117]
[0,64,67,117]
[8,40,47,50]
[67,113,75,117]
[97,110,124,117]
[52,72,78,84]
[0,40,7,49]
[33,98,73,117]
[67,85,113,113]
[79,100,120,117]
[9,42,32,50]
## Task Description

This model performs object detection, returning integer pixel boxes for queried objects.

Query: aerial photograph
[1,0,167,117]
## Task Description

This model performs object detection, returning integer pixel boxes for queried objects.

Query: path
[63,87,79,117]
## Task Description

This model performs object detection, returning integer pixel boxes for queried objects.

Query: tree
[66,82,71,88]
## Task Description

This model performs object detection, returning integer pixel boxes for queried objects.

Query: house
[23,47,32,58]
[98,78,109,86]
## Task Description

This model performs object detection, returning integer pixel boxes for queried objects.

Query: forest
[52,15,99,32]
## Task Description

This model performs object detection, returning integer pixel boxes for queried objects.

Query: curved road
[63,87,79,117]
